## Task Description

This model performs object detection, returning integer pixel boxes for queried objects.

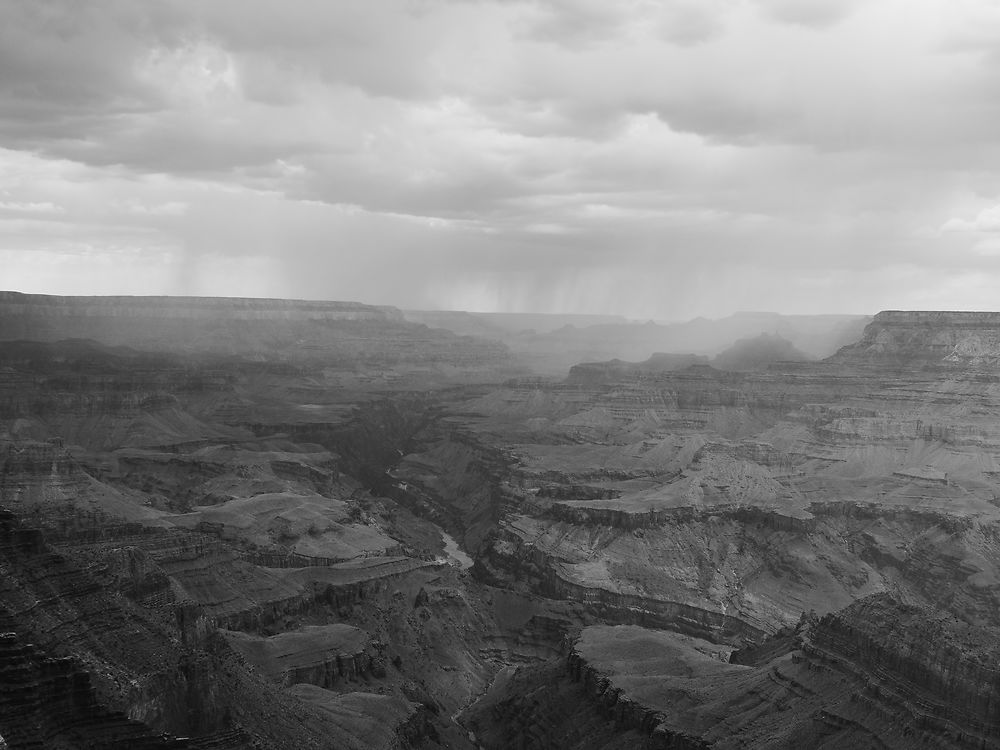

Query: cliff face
[808,594,1000,742]
[0,506,469,749]
[0,624,195,750]
[0,509,308,747]
[833,310,1000,365]
[223,625,377,688]
[471,596,1000,750]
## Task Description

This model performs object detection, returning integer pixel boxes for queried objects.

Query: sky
[3,0,1000,319]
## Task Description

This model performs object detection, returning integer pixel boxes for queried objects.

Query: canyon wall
[834,310,1000,364]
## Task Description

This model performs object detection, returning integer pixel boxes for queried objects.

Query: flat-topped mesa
[0,291,401,325]
[832,310,1000,365]
[875,310,1000,325]
[0,292,513,369]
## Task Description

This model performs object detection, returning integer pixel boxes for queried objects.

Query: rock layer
[471,595,1000,749]
[834,310,1000,364]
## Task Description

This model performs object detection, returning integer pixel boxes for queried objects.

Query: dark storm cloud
[753,0,861,28]
[3,0,1000,317]
[189,0,448,99]
[516,0,635,48]
[657,3,729,47]
[0,1,183,123]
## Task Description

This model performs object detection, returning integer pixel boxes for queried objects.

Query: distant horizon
[0,288,882,324]
[0,283,978,322]
[16,288,1000,323]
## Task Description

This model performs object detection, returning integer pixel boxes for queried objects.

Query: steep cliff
[470,595,999,749]
[833,310,1000,365]
[223,625,376,688]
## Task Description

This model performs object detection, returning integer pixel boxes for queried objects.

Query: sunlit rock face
[3,299,1000,748]
[833,310,1000,365]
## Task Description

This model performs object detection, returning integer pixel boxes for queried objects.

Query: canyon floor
[1,294,999,749]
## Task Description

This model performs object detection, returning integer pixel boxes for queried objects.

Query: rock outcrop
[807,594,1000,743]
[712,332,811,371]
[833,310,1000,365]
[471,595,1000,749]
[223,625,376,688]
[0,624,195,749]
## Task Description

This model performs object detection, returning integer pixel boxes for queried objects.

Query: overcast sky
[3,0,1000,319]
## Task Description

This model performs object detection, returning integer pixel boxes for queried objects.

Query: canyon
[2,293,1000,748]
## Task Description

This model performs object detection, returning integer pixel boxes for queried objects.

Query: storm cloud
[3,0,1000,318]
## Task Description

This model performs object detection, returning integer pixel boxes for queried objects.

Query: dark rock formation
[712,332,811,371]
[0,624,195,749]
[223,625,375,688]
[807,594,1000,744]
[473,595,1000,749]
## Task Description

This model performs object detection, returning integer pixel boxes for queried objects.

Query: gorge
[2,293,999,749]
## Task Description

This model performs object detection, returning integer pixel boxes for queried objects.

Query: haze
[3,0,1000,319]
